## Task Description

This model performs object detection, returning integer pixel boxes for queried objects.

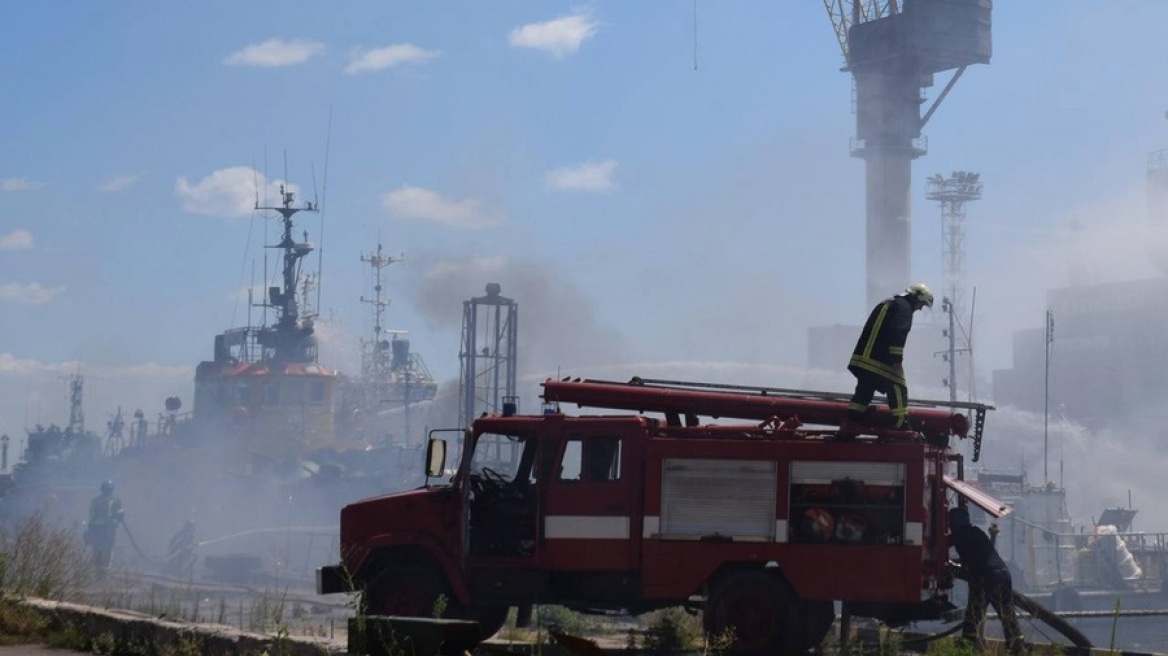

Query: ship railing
[127,409,195,449]
[997,514,1168,589]
[220,327,266,364]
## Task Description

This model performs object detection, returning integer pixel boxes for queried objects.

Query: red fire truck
[318,377,1000,654]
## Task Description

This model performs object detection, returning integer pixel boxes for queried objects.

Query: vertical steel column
[459,283,518,429]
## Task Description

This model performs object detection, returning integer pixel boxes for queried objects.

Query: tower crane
[822,0,991,308]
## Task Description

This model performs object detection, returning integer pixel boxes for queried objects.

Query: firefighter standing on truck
[949,505,1026,655]
[842,283,933,437]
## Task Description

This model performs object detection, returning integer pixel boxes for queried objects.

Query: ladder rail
[543,377,979,440]
[616,377,994,412]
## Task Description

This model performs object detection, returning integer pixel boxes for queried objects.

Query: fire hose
[118,519,169,566]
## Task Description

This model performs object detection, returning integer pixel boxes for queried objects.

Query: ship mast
[359,244,402,377]
[256,184,319,362]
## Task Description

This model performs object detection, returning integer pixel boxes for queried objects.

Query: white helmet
[905,283,934,307]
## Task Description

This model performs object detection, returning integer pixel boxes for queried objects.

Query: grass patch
[0,599,48,645]
[0,509,93,600]
[638,607,702,653]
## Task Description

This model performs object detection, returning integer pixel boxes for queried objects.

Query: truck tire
[705,571,809,655]
[363,564,454,618]
[802,599,835,649]
[475,606,510,639]
[364,564,510,640]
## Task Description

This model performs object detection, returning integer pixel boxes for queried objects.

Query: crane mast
[822,0,991,308]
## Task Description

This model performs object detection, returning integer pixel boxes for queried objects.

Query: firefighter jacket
[848,294,914,386]
[87,494,124,531]
[950,523,1009,580]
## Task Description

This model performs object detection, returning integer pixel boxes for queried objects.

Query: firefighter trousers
[847,371,909,428]
[962,572,1025,655]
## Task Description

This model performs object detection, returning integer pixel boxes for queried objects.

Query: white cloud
[383,186,501,228]
[0,229,33,251]
[545,159,618,192]
[508,13,598,58]
[223,39,325,67]
[0,353,74,375]
[98,173,140,192]
[175,167,292,218]
[345,43,440,75]
[0,282,64,305]
[98,362,191,379]
[1,178,43,192]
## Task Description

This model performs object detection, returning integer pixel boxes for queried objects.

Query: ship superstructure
[192,184,338,461]
[338,243,437,443]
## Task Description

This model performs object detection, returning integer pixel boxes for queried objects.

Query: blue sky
[3,2,1168,445]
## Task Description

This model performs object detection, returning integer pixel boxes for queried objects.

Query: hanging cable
[693,0,698,70]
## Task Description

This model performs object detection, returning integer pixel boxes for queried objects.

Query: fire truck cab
[318,377,995,654]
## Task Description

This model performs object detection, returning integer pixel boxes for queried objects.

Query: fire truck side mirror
[425,438,447,478]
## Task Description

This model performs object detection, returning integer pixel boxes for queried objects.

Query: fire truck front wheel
[363,564,456,618]
[475,605,510,639]
[705,571,808,655]
[364,563,510,639]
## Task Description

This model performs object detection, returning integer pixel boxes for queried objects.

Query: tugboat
[191,184,339,471]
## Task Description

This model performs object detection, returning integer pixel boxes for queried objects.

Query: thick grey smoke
[408,254,628,381]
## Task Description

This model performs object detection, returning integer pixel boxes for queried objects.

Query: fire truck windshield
[468,431,536,486]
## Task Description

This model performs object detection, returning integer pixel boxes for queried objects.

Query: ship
[0,178,445,584]
[335,243,438,447]
[968,469,1168,651]
[0,375,107,531]
[187,184,341,472]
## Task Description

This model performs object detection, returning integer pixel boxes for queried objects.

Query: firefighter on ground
[165,519,198,577]
[949,505,1026,655]
[842,283,933,436]
[84,480,124,576]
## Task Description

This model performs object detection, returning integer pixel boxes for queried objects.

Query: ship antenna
[252,163,260,209]
[315,106,333,315]
[248,260,256,337]
[230,162,263,332]
[263,250,269,327]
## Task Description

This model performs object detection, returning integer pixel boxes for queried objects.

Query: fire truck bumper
[316,565,349,595]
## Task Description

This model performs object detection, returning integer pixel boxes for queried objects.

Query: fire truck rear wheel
[705,571,805,655]
[802,599,834,648]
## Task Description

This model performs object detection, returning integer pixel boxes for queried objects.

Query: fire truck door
[542,428,636,571]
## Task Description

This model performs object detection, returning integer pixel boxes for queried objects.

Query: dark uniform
[166,519,197,576]
[85,481,124,576]
[847,293,916,429]
[949,507,1026,655]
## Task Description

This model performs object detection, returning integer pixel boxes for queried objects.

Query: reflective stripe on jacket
[848,295,914,386]
[88,495,122,527]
